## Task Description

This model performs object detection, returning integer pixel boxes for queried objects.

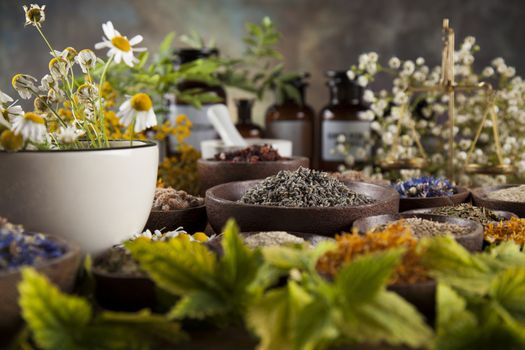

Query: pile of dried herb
[487,185,525,203]
[0,217,65,271]
[331,170,391,186]
[152,187,204,211]
[395,218,469,238]
[239,167,375,207]
[485,217,525,245]
[395,176,456,198]
[428,204,501,226]
[316,221,429,285]
[214,144,285,163]
[243,231,306,248]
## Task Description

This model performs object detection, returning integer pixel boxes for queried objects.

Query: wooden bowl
[398,187,470,212]
[197,156,310,195]
[0,234,81,335]
[403,207,518,223]
[472,185,525,218]
[353,213,484,252]
[145,205,207,233]
[92,267,156,312]
[206,180,400,236]
[388,280,436,324]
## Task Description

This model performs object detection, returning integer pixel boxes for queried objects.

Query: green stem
[35,25,56,59]
[97,56,114,148]
[130,119,135,147]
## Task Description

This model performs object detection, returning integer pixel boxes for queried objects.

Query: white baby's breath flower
[388,57,401,69]
[358,110,375,121]
[11,74,38,100]
[358,53,369,69]
[117,93,157,132]
[402,60,415,75]
[75,49,98,73]
[415,57,425,66]
[357,75,368,87]
[370,121,381,132]
[23,4,46,27]
[504,66,516,78]
[11,112,47,143]
[94,21,146,67]
[363,89,375,103]
[368,52,378,62]
[393,91,408,105]
[346,70,356,80]
[56,126,84,144]
[382,132,394,145]
[336,134,346,143]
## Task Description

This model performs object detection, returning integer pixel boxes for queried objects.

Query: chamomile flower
[0,90,13,104]
[0,104,22,129]
[11,74,38,100]
[51,47,78,62]
[56,126,84,144]
[39,74,58,91]
[117,93,157,132]
[0,130,24,152]
[94,21,146,67]
[11,112,47,143]
[76,83,98,103]
[23,4,46,27]
[48,57,70,80]
[75,49,97,73]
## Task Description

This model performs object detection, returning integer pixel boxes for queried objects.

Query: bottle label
[322,120,371,162]
[167,103,221,152]
[267,120,312,157]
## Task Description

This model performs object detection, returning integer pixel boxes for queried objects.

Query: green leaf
[19,268,92,350]
[126,238,220,296]
[339,290,432,348]
[168,290,227,320]
[219,219,261,291]
[420,235,493,294]
[262,240,336,273]
[335,249,404,304]
[294,296,339,350]
[490,268,525,324]
[159,32,176,55]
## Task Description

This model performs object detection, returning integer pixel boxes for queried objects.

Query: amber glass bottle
[166,48,227,155]
[235,99,264,139]
[318,70,370,171]
[264,74,315,159]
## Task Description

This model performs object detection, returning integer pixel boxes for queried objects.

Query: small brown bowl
[403,207,518,223]
[144,205,207,233]
[197,156,310,195]
[353,213,484,251]
[206,180,400,236]
[399,187,470,212]
[92,266,156,312]
[388,280,436,324]
[0,234,81,335]
[472,185,525,218]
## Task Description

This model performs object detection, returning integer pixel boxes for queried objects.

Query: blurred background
[1,0,525,123]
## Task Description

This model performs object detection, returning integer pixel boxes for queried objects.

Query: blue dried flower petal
[395,176,455,198]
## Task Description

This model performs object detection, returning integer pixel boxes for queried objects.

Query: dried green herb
[428,204,501,226]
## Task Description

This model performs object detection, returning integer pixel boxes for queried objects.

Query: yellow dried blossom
[0,130,24,151]
[316,221,430,285]
[485,217,525,245]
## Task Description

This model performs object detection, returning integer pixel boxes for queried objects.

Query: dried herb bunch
[485,216,525,245]
[214,144,284,163]
[428,204,501,226]
[239,167,374,207]
[316,221,429,285]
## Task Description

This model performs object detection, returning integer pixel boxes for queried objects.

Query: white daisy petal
[129,35,143,45]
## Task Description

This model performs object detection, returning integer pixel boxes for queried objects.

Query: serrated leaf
[420,235,493,294]
[126,238,220,296]
[339,290,432,348]
[490,268,525,324]
[19,268,92,350]
[336,249,404,305]
[167,291,227,320]
[262,240,336,273]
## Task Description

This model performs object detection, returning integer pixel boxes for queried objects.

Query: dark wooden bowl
[206,180,400,236]
[403,207,518,223]
[388,280,436,324]
[353,213,484,252]
[92,267,156,312]
[0,234,81,335]
[145,205,207,233]
[197,156,310,195]
[398,187,470,212]
[472,185,525,218]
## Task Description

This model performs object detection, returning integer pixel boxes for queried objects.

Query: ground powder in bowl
[239,167,375,208]
[243,231,306,248]
[376,218,469,238]
[428,204,501,226]
[487,185,525,203]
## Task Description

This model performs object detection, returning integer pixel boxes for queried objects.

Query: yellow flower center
[130,93,153,112]
[111,36,131,52]
[24,112,45,125]
[27,8,43,23]
[0,130,24,151]
[64,47,78,60]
